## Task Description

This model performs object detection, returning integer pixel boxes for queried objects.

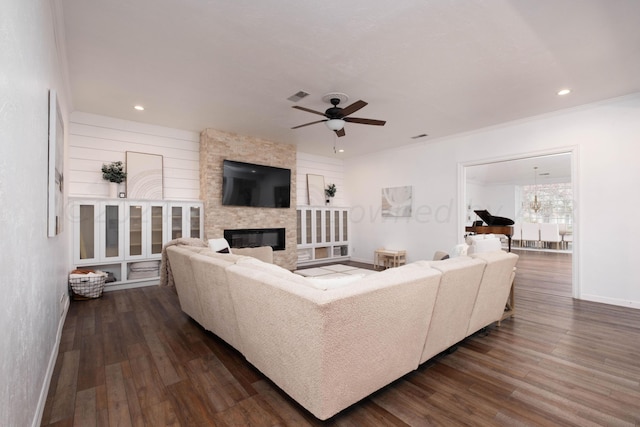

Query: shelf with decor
[70,198,203,291]
[296,206,349,266]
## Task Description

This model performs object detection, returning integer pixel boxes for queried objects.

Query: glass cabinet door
[78,204,96,260]
[316,210,322,243]
[305,210,312,244]
[343,210,348,241]
[128,204,143,256]
[104,204,120,258]
[190,206,201,239]
[101,201,124,260]
[150,205,165,255]
[325,210,332,243]
[171,206,183,239]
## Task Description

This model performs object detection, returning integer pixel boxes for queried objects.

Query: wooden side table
[374,249,406,270]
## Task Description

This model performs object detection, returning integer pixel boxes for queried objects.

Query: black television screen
[222,160,291,208]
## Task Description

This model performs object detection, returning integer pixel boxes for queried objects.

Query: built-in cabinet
[71,198,203,290]
[296,206,349,266]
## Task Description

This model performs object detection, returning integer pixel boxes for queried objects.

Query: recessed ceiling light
[338,149,344,153]
[134,105,145,111]
[557,89,571,96]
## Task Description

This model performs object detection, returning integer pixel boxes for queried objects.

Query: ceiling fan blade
[291,119,327,129]
[292,105,326,116]
[335,128,346,137]
[339,100,367,117]
[344,117,386,126]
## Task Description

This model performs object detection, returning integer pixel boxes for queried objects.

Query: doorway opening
[460,148,578,298]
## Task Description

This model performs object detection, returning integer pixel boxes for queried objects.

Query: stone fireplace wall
[199,129,297,270]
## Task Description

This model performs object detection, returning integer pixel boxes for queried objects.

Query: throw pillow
[208,238,232,254]
[451,243,469,257]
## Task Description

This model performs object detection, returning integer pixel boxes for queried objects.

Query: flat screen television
[222,160,291,208]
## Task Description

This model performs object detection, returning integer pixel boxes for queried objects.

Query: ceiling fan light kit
[292,92,386,137]
[325,119,345,131]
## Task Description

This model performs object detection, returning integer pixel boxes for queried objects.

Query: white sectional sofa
[165,244,518,420]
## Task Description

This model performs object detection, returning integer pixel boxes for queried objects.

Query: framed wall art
[382,186,413,217]
[48,90,64,237]
[126,151,164,199]
[307,174,325,206]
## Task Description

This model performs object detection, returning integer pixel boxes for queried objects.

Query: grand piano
[465,210,515,251]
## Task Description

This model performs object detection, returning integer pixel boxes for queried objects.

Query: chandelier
[530,166,542,212]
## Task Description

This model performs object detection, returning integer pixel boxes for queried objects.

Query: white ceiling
[60,0,640,158]
[466,152,572,185]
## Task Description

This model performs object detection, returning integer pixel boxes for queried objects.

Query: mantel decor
[101,161,127,183]
[325,183,337,205]
[102,161,127,198]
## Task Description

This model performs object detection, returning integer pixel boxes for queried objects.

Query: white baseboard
[580,294,640,310]
[33,294,70,427]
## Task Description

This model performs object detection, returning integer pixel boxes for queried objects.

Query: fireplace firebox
[224,228,286,251]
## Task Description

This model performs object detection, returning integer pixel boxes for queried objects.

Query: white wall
[296,152,346,207]
[466,182,517,222]
[68,112,200,200]
[0,1,71,425]
[346,93,640,308]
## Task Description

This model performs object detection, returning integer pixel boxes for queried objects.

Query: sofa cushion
[467,235,502,254]
[236,256,290,274]
[419,256,487,363]
[466,251,519,335]
[306,274,365,290]
[165,246,205,322]
[415,255,475,269]
[233,246,274,263]
[224,261,443,420]
[188,253,243,350]
[200,250,253,263]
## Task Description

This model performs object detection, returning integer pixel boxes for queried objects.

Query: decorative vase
[109,182,118,198]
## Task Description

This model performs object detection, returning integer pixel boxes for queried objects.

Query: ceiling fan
[291,93,386,137]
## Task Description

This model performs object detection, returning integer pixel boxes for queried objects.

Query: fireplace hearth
[224,228,286,251]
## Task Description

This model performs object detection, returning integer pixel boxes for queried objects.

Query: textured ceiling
[60,0,640,158]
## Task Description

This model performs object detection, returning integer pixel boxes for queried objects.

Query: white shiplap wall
[296,152,346,207]
[68,112,200,200]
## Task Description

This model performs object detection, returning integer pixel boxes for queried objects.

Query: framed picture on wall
[382,186,412,217]
[47,89,64,237]
[126,151,164,199]
[307,174,325,206]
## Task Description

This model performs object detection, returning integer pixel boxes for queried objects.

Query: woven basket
[69,272,107,299]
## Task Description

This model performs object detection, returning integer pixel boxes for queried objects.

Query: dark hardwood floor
[42,251,640,426]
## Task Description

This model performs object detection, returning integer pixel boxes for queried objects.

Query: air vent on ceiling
[287,91,310,102]
[411,133,429,139]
